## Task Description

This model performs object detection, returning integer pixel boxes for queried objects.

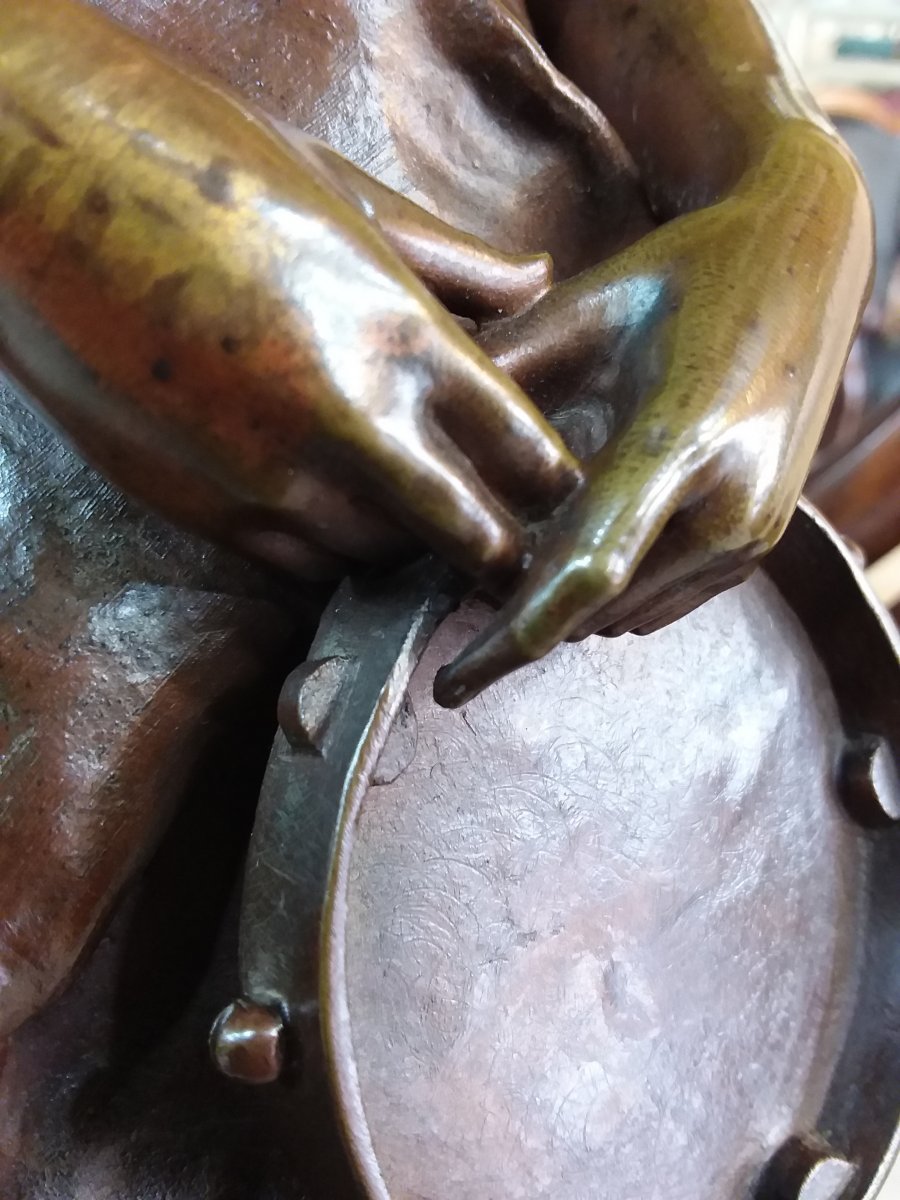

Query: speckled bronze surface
[87,0,648,277]
[0,382,308,1040]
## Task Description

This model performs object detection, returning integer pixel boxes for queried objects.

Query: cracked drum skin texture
[339,579,863,1200]
[0,573,873,1198]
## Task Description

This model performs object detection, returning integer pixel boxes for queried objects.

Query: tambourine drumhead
[337,585,854,1198]
[323,515,899,1200]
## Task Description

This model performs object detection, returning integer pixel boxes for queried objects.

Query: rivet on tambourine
[839,735,900,827]
[277,656,352,754]
[209,999,286,1084]
[762,1135,857,1200]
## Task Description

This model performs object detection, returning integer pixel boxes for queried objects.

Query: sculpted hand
[435,124,873,705]
[0,0,578,583]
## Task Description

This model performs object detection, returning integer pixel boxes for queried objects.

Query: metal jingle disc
[223,502,900,1200]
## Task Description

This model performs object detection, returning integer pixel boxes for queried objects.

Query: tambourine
[205,501,899,1200]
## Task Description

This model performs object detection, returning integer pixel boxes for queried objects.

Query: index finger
[432,428,704,707]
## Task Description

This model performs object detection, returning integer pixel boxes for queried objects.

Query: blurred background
[762,0,900,623]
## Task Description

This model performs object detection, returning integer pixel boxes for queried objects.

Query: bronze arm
[0,0,578,588]
[0,0,875,706]
[434,0,875,704]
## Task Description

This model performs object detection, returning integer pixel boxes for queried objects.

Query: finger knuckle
[589,549,633,596]
[707,477,782,558]
[556,554,629,611]
[475,522,521,574]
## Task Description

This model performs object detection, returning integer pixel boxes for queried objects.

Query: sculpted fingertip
[433,617,543,708]
[433,650,503,707]
[555,454,584,497]
[519,251,554,304]
[433,664,480,709]
[495,251,554,316]
[475,528,524,586]
[432,636,510,709]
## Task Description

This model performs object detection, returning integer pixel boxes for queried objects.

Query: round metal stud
[840,735,900,826]
[277,656,351,754]
[796,1157,858,1200]
[210,999,286,1084]
[763,1135,858,1200]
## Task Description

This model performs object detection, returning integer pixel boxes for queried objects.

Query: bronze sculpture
[0,2,896,1197]
[0,0,873,663]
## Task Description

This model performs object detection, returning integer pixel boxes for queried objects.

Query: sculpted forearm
[528,0,839,212]
[435,0,875,705]
[0,0,577,584]
[523,0,873,471]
